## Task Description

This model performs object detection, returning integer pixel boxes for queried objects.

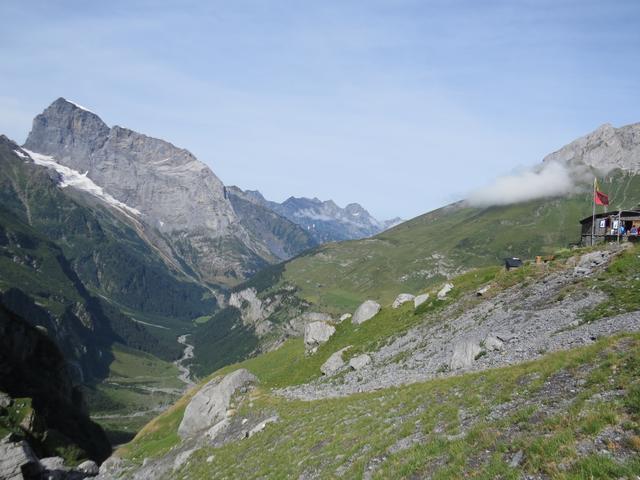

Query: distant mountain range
[227,186,402,244]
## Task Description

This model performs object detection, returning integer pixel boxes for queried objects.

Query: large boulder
[77,459,99,475]
[178,369,257,439]
[449,339,481,370]
[321,347,351,375]
[348,354,372,370]
[304,322,336,349]
[437,283,454,299]
[0,437,42,480]
[414,293,429,308]
[484,334,504,351]
[392,294,415,309]
[351,300,381,325]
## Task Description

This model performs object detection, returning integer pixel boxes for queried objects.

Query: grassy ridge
[278,172,640,313]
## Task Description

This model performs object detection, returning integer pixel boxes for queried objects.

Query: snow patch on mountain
[21,149,141,216]
[64,98,94,113]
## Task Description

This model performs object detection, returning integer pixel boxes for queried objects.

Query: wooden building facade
[580,210,640,245]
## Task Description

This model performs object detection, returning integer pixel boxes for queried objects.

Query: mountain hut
[580,210,640,246]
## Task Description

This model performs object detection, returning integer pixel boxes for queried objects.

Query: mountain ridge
[227,185,402,243]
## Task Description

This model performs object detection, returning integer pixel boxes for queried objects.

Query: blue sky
[1,0,639,219]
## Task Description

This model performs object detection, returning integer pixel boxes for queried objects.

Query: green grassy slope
[185,335,640,479]
[118,248,640,478]
[123,334,640,479]
[277,172,640,313]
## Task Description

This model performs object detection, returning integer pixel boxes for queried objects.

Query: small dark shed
[504,257,523,270]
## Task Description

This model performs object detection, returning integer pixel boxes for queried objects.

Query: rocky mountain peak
[24,98,110,163]
[21,98,272,283]
[543,121,640,173]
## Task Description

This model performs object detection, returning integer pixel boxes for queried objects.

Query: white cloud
[467,161,581,207]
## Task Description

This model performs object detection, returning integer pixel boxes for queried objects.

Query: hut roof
[579,210,640,225]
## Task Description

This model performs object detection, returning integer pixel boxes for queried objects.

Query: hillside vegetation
[276,171,640,313]
[115,247,640,479]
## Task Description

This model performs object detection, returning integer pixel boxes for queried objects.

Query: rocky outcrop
[288,312,333,335]
[392,294,415,309]
[449,339,482,370]
[339,313,352,323]
[437,283,454,299]
[543,122,640,173]
[351,300,381,325]
[484,334,504,351]
[0,436,41,480]
[178,369,257,439]
[0,303,111,463]
[573,250,611,276]
[348,354,372,371]
[414,293,429,308]
[304,322,336,349]
[321,347,351,376]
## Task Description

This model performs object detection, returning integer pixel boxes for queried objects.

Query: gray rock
[437,283,454,299]
[414,293,429,308]
[392,293,415,309]
[304,322,336,349]
[484,335,504,351]
[339,313,352,323]
[476,285,491,296]
[77,459,99,475]
[178,368,257,439]
[173,448,195,471]
[321,347,351,375]
[0,392,10,408]
[40,456,66,471]
[449,339,481,370]
[509,450,524,467]
[349,354,372,370]
[0,438,42,480]
[98,456,123,476]
[288,312,334,335]
[205,417,230,440]
[574,251,611,276]
[247,415,279,438]
[352,300,381,325]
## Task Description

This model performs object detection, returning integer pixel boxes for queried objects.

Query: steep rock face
[543,122,640,173]
[0,302,111,462]
[23,98,269,283]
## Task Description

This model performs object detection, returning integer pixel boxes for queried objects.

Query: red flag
[594,179,609,206]
[595,190,609,205]
[593,179,609,205]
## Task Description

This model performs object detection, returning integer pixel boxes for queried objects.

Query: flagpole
[591,178,596,246]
